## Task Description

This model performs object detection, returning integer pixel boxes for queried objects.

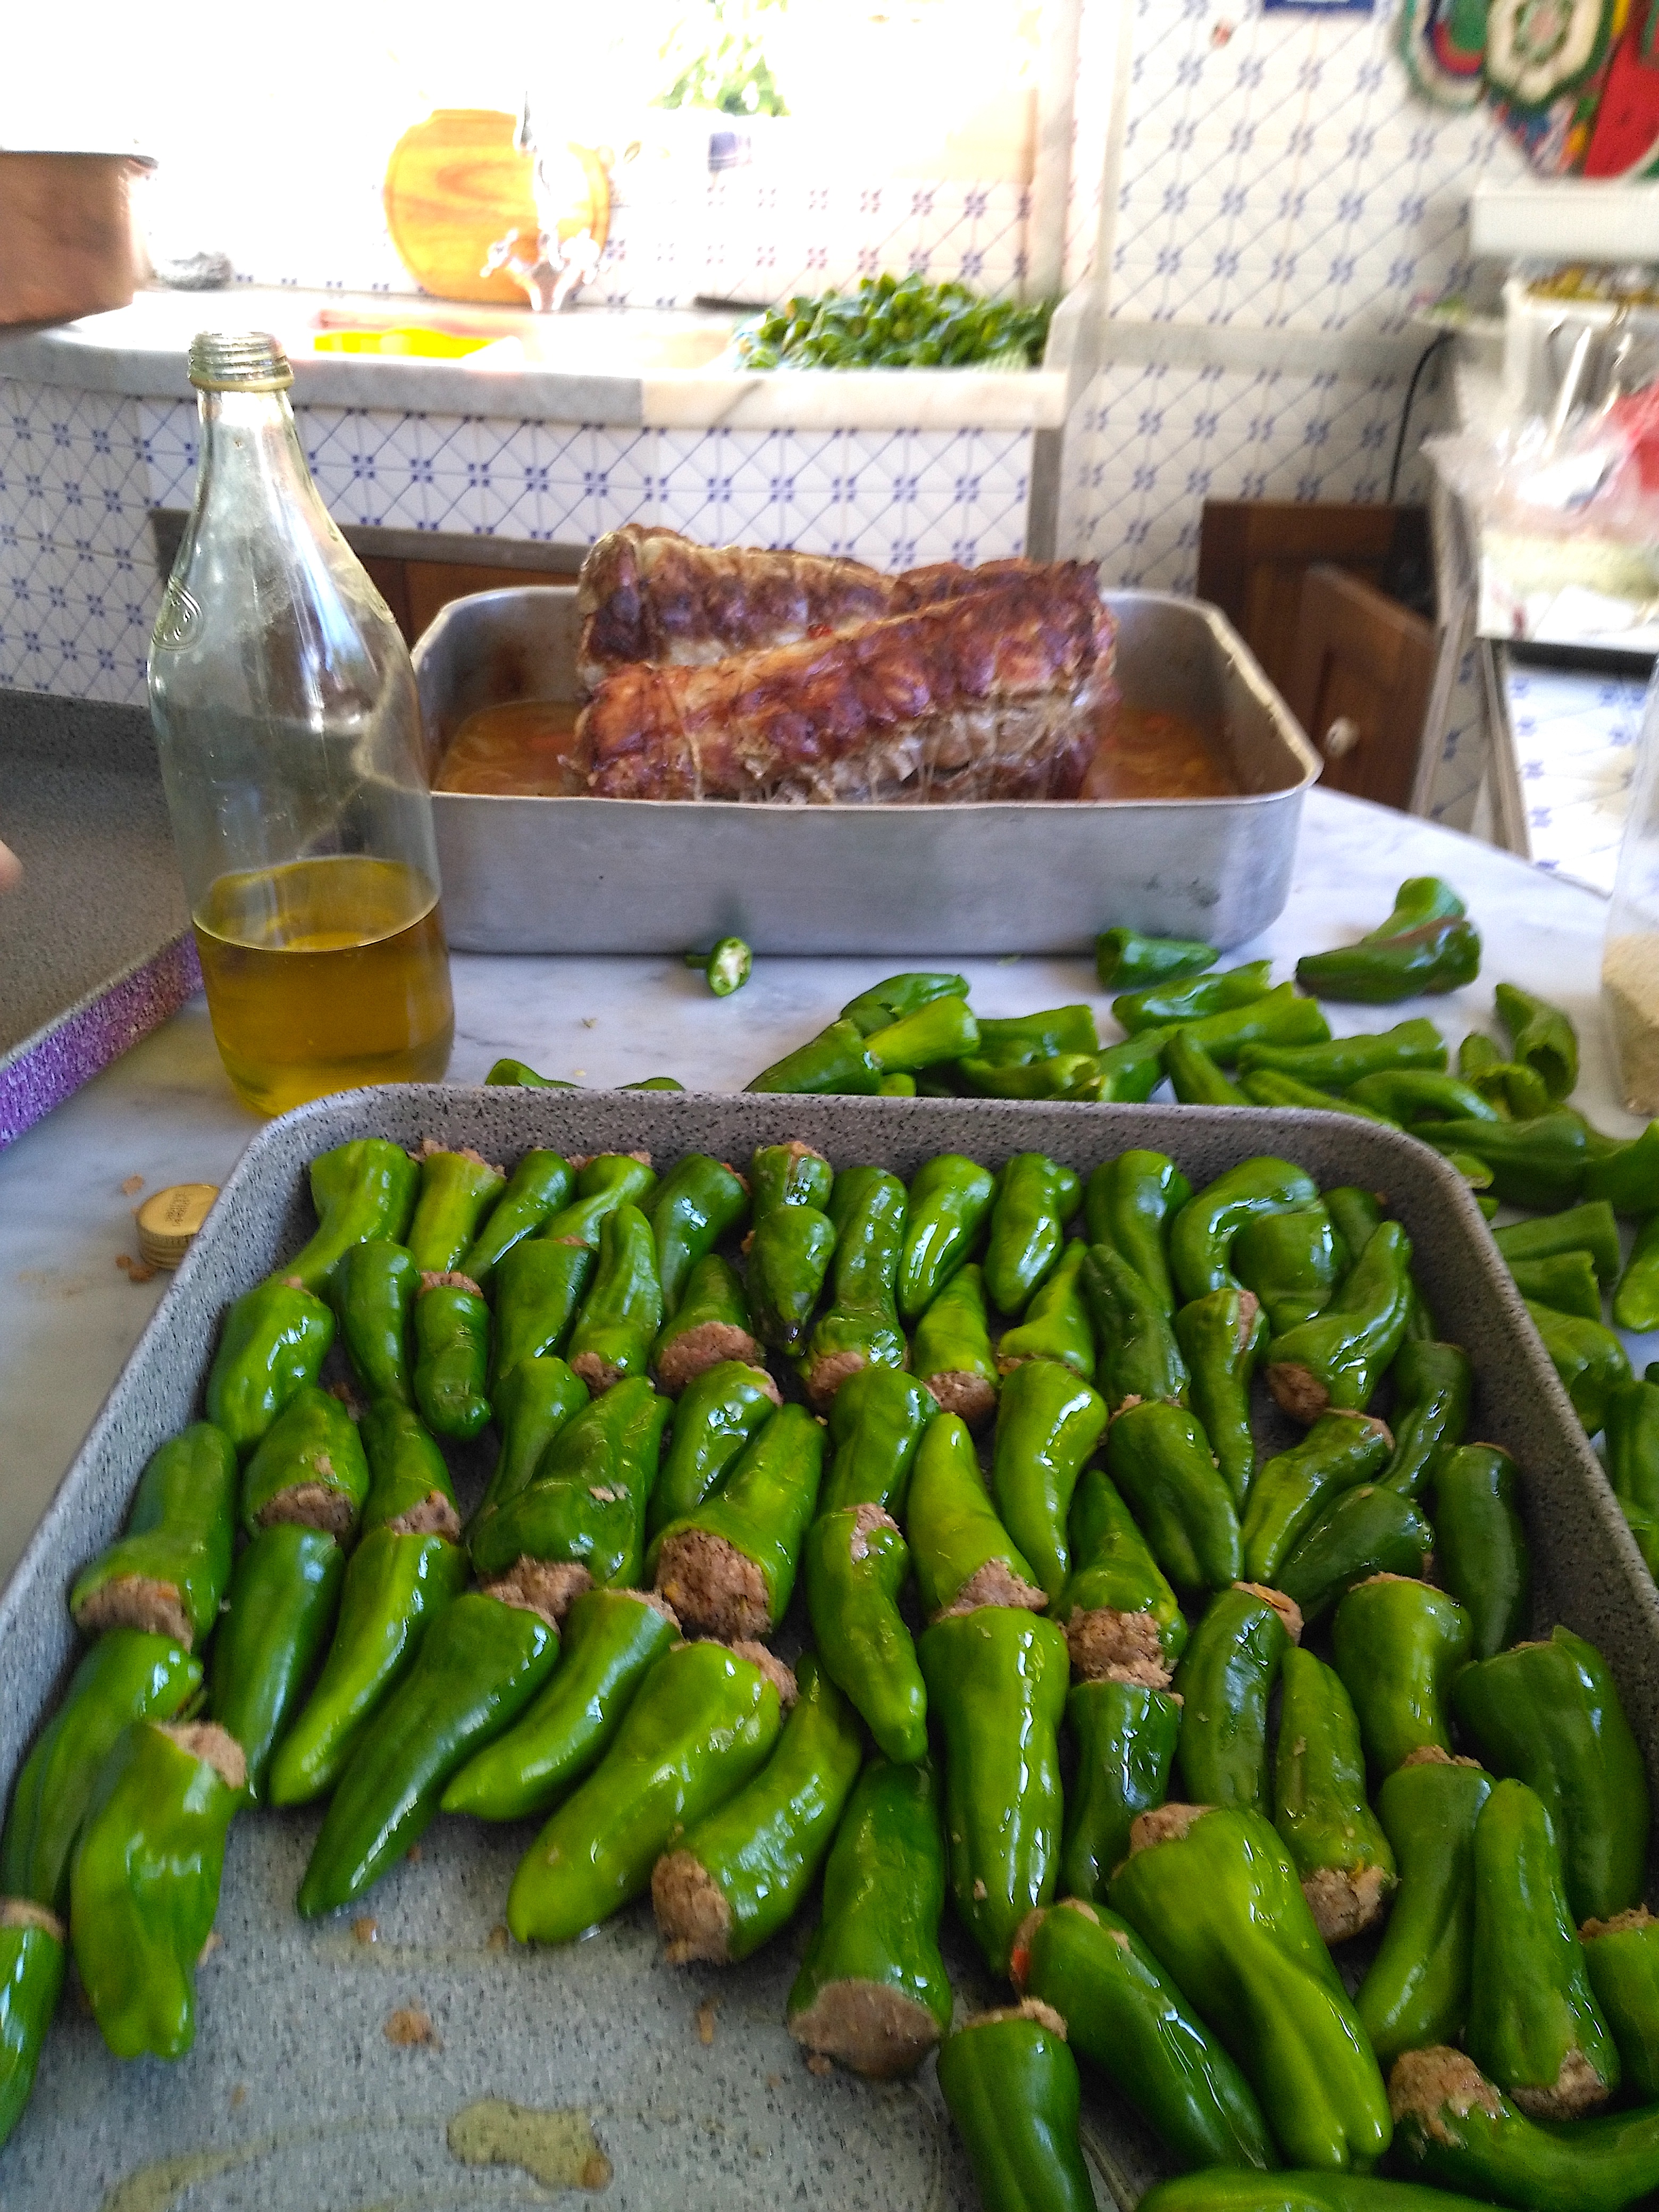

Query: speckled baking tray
[3,1090,1655,2212]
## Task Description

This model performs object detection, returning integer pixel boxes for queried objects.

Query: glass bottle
[1604,666,1659,1116]
[148,331,453,1116]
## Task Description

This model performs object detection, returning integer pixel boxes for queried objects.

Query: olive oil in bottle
[148,332,453,1115]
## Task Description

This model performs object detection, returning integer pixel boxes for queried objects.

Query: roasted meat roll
[577,565,1113,803]
[575,523,1055,689]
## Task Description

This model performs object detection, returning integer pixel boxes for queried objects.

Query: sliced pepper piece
[1058,1464,1187,1680]
[1581,1905,1659,2102]
[1379,1338,1471,1499]
[406,1145,505,1274]
[1095,927,1219,992]
[1332,1575,1471,1778]
[1175,1286,1264,1507]
[413,1271,492,1440]
[983,1152,1082,1316]
[207,1524,343,1800]
[651,1401,825,1638]
[239,1383,369,1540]
[1237,1018,1448,1090]
[1266,1221,1413,1423]
[491,1235,593,1382]
[282,1137,420,1293]
[1242,1411,1394,1586]
[786,1754,952,2079]
[1274,1645,1396,1943]
[1113,959,1274,1034]
[652,1653,863,1964]
[1356,1747,1492,2069]
[1108,1399,1244,1593]
[919,1605,1069,1974]
[651,1252,762,1393]
[1060,1682,1182,1902]
[1017,1896,1274,2173]
[1234,1204,1343,1336]
[799,1165,908,1407]
[1084,1149,1192,1318]
[470,1375,672,1590]
[69,1422,236,1650]
[1296,877,1481,1004]
[911,1259,999,1428]
[1276,1484,1434,1628]
[458,1149,573,1289]
[332,1239,420,1406]
[1171,1158,1321,1304]
[818,1363,935,1518]
[936,2000,1095,2212]
[997,1238,1094,1379]
[1110,1802,1392,2172]
[566,1202,663,1393]
[840,970,969,1035]
[1432,1443,1530,1661]
[0,1901,63,2150]
[1451,1626,1648,1926]
[69,1720,244,2061]
[508,1637,792,1945]
[806,1503,927,1762]
[1495,980,1580,1102]
[204,1275,335,1457]
[649,1152,749,1313]
[988,1358,1110,1606]
[906,1409,1045,1619]
[646,1360,780,1538]
[1084,1241,1189,1412]
[1175,1580,1298,1814]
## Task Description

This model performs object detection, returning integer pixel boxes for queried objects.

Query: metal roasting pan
[414,587,1321,957]
[3,1090,1652,2211]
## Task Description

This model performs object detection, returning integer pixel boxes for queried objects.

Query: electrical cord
[1387,331,1453,505]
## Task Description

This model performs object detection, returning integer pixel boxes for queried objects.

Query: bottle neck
[193,387,336,541]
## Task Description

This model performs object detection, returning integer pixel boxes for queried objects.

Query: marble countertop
[1,784,1653,1591]
[0,286,1070,433]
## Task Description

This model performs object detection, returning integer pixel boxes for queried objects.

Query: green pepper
[987,1358,1110,1606]
[1606,1377,1659,1545]
[820,1363,935,1516]
[1174,1581,1297,1814]
[544,1151,659,1250]
[1581,1905,1659,2101]
[1324,1186,1384,1263]
[0,1900,63,2149]
[564,1202,662,1393]
[1086,1149,1193,1318]
[507,1637,791,1945]
[1331,1576,1471,1777]
[406,1146,506,1274]
[458,1149,573,1289]
[919,1605,1068,1974]
[1234,1205,1343,1335]
[646,1359,779,1538]
[484,1057,577,1088]
[204,1275,336,1456]
[652,1653,863,1964]
[648,1152,749,1313]
[1467,1057,1555,1119]
[1084,1241,1190,1411]
[1240,1069,1400,1125]
[1276,1485,1434,1627]
[1614,1212,1659,1331]
[70,1719,244,2060]
[1432,1444,1530,1661]
[1452,1626,1648,1925]
[473,1357,587,1526]
[1242,1411,1394,1585]
[1356,1748,1493,2068]
[1018,1896,1274,2173]
[840,970,969,1035]
[1347,1070,1501,1125]
[414,1272,492,1440]
[1390,2042,1659,2212]
[864,995,979,1074]
[1237,1019,1448,1090]
[1166,1029,1252,1105]
[282,1137,420,1292]
[1110,1803,1392,2172]
[1179,983,1333,1063]
[1275,1646,1396,1943]
[972,1004,1101,1066]
[905,1409,1044,1617]
[1,1630,202,1914]
[957,1052,1104,1101]
[896,1152,995,1321]
[786,1753,952,2077]
[267,1514,468,1806]
[1420,1112,1590,1210]
[651,1253,761,1393]
[1523,1298,1632,1434]
[1109,1399,1244,1592]
[1582,1119,1659,1216]
[441,1586,680,1823]
[1059,1681,1182,1900]
[1295,876,1481,1003]
[652,1402,824,1639]
[491,1235,593,1382]
[1266,1221,1413,1423]
[297,1572,565,1919]
[912,1260,999,1428]
[806,1504,926,1762]
[1176,1287,1264,1507]
[1171,1158,1321,1304]
[997,1239,1094,1379]
[1095,926,1218,991]
[332,1239,420,1405]
[935,1999,1094,2212]
[69,1422,236,1651]
[470,1375,672,1588]
[1465,1777,1619,2114]
[981,1152,1082,1316]
[1058,1464,1187,1678]
[1495,980,1579,1102]
[1139,2176,1491,2212]
[1094,1029,1176,1103]
[208,1524,342,1798]
[685,934,751,995]
[1379,1338,1471,1499]
[799,1165,907,1407]
[745,1142,836,1353]
[1113,959,1274,1034]
[239,1382,369,1539]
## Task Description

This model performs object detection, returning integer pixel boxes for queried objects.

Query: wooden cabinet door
[1284,563,1437,812]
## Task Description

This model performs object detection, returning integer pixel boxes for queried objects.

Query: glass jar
[147,331,453,1116]
[1604,665,1659,1116]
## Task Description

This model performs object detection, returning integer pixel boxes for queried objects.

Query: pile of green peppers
[5,1054,1657,2212]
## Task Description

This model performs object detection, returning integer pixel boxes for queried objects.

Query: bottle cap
[136,1184,219,1269]
[188,332,293,392]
